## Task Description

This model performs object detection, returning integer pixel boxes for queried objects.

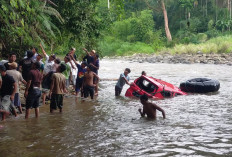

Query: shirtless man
[83,66,99,99]
[138,94,166,119]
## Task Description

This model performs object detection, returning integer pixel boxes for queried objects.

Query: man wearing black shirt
[0,65,17,120]
[82,48,94,65]
[18,50,34,81]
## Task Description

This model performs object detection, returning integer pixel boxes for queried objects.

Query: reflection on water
[1,59,232,156]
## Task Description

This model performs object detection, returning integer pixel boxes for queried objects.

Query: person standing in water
[138,95,166,119]
[69,55,87,97]
[83,66,99,99]
[0,65,18,120]
[24,62,42,119]
[6,62,27,114]
[49,64,67,113]
[115,68,131,96]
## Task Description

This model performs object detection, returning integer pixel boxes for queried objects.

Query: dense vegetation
[1,0,232,58]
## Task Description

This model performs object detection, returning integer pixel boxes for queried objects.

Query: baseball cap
[0,65,6,72]
[8,62,18,69]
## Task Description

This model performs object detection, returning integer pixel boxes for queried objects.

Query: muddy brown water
[0,59,232,156]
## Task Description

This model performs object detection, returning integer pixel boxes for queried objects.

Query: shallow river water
[0,59,232,157]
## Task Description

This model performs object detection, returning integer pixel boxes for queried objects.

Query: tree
[144,0,172,41]
[161,0,172,41]
[0,0,63,57]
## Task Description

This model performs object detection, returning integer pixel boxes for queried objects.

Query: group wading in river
[0,45,100,120]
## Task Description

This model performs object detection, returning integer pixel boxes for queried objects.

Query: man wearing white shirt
[40,43,56,105]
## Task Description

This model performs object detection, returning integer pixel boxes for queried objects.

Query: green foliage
[98,36,155,56]
[111,10,158,43]
[162,35,232,54]
[179,0,195,9]
[0,0,63,57]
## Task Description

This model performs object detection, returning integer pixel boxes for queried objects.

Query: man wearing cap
[4,53,17,70]
[24,62,42,119]
[0,65,18,120]
[6,62,27,113]
[18,50,34,82]
[24,47,38,61]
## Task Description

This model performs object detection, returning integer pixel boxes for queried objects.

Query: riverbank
[104,52,232,65]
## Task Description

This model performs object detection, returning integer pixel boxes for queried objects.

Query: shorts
[50,94,63,110]
[13,93,21,107]
[26,88,41,109]
[0,95,13,112]
[83,85,94,99]
[93,75,98,84]
[42,88,50,93]
[115,85,122,96]
[75,79,83,92]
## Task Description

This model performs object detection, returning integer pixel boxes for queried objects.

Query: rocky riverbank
[104,52,232,65]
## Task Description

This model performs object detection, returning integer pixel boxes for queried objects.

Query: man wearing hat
[0,65,18,120]
[6,62,27,113]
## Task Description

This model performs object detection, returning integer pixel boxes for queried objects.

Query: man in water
[6,62,27,113]
[49,64,67,113]
[69,55,87,97]
[0,65,18,120]
[141,71,146,76]
[115,68,131,96]
[24,62,42,119]
[18,50,34,81]
[138,94,166,119]
[83,65,99,99]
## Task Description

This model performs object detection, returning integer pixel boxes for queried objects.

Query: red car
[125,75,187,99]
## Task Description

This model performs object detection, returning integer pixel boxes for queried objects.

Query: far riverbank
[104,52,232,65]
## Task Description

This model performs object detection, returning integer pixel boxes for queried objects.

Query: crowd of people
[0,45,100,120]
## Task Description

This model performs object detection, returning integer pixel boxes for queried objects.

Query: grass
[99,35,232,56]
[159,35,232,55]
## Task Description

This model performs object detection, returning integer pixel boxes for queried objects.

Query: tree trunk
[161,0,172,41]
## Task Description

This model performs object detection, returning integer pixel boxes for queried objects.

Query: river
[0,59,232,156]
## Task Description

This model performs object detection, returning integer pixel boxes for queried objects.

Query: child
[115,68,131,96]
[83,66,99,99]
[138,95,166,119]
[49,64,67,113]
